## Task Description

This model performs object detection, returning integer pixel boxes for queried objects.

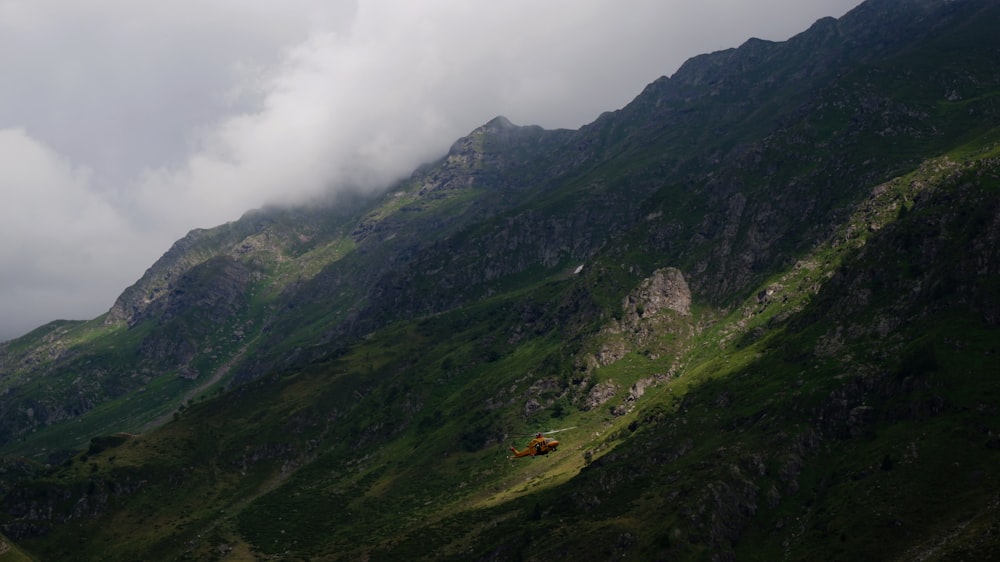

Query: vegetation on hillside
[1,0,998,559]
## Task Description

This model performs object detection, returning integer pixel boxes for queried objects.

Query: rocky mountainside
[1,0,999,559]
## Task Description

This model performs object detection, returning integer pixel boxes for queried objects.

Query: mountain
[1,0,999,559]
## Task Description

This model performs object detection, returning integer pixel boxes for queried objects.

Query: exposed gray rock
[622,267,692,320]
[584,380,618,411]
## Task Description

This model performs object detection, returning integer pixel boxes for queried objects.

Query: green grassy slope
[5,146,998,561]
[1,1,999,560]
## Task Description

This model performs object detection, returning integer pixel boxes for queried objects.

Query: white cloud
[0,129,163,338]
[0,0,864,340]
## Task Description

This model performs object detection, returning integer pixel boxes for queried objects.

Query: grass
[10,151,997,560]
[3,7,1000,559]
[0,534,34,562]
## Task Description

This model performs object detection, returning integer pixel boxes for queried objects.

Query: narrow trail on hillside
[140,336,258,432]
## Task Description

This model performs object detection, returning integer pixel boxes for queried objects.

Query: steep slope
[0,120,573,458]
[442,154,1000,562]
[4,0,997,459]
[0,206,363,458]
[3,150,996,561]
[1,0,999,560]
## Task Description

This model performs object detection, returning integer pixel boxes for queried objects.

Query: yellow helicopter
[508,427,575,459]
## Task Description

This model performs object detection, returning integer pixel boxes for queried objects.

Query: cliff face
[2,1,1000,560]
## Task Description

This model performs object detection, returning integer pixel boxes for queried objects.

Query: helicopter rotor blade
[517,426,576,436]
[514,425,576,437]
[542,426,576,435]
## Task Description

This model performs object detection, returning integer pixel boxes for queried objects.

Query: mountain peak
[485,115,516,129]
[3,1,1000,559]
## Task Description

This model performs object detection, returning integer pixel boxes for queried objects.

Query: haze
[0,0,861,341]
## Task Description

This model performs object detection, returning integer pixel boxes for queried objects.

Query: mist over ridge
[2,0,999,560]
[0,0,863,341]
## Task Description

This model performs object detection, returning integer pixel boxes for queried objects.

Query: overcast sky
[0,0,862,342]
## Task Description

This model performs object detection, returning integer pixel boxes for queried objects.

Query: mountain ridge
[1,0,999,559]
